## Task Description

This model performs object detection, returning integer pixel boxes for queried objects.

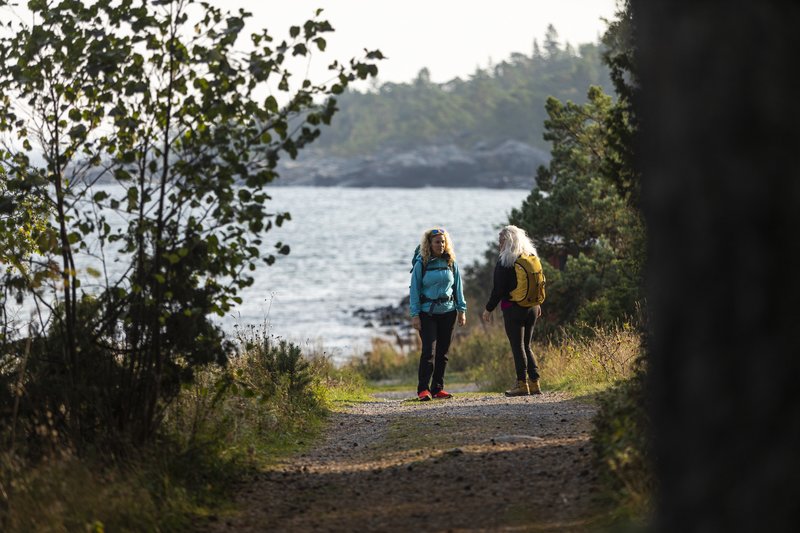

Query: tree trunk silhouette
[637,2,800,531]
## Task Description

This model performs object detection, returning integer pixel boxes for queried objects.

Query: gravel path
[201,390,604,532]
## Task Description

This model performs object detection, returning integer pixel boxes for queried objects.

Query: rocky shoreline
[352,295,409,330]
[275,140,549,189]
[351,296,423,351]
[80,139,548,189]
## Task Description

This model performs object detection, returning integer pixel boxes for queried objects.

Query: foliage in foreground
[591,368,653,526]
[0,336,365,532]
[0,0,381,452]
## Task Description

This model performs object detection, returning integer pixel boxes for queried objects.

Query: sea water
[5,186,530,363]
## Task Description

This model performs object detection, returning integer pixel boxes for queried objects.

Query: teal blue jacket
[409,256,467,317]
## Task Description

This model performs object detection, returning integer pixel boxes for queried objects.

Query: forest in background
[311,25,614,156]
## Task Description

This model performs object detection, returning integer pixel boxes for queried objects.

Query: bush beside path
[201,391,606,532]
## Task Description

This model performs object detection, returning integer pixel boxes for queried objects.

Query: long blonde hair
[420,228,456,267]
[498,225,537,267]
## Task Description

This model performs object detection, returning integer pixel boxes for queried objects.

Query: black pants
[502,304,540,382]
[417,310,457,394]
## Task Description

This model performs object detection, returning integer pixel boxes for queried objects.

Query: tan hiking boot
[504,380,530,397]
[527,379,542,395]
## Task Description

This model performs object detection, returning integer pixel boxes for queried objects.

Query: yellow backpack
[509,255,546,307]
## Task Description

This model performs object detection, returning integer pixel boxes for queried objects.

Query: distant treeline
[314,26,614,155]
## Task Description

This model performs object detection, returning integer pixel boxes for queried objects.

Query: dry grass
[350,321,642,395]
[536,322,641,394]
[426,321,641,395]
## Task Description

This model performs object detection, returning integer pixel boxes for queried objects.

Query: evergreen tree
[466,5,644,331]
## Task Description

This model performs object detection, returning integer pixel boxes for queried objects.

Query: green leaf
[114,169,132,181]
[127,186,138,210]
[68,124,87,140]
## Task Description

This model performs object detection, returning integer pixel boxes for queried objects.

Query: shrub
[163,328,325,465]
[591,367,654,524]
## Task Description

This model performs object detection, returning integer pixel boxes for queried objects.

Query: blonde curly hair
[420,227,456,267]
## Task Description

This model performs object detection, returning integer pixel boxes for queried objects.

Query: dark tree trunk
[637,2,800,531]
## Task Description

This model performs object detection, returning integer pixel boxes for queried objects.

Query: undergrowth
[0,325,367,532]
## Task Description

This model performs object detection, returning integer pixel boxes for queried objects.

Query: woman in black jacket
[481,225,543,396]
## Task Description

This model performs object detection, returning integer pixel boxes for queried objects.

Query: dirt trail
[202,390,604,532]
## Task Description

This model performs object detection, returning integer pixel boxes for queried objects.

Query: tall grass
[352,321,641,394]
[0,327,367,532]
[345,338,418,382]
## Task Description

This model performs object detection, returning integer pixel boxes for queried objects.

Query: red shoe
[418,390,432,401]
[432,390,453,399]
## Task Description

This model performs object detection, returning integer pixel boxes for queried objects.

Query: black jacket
[485,261,517,312]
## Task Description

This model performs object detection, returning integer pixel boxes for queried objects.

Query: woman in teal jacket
[409,228,467,400]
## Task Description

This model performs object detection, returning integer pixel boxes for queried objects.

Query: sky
[216,0,620,86]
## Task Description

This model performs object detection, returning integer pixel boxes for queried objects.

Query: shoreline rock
[353,296,411,332]
[275,140,549,189]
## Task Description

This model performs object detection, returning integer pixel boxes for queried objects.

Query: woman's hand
[481,309,492,323]
[534,305,542,319]
[411,316,421,331]
[457,311,466,327]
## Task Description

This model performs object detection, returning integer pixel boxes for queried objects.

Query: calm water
[9,186,530,362]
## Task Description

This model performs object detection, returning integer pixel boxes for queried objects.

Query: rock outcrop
[275,140,549,189]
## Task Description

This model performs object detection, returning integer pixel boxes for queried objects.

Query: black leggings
[502,304,540,382]
[417,310,457,394]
